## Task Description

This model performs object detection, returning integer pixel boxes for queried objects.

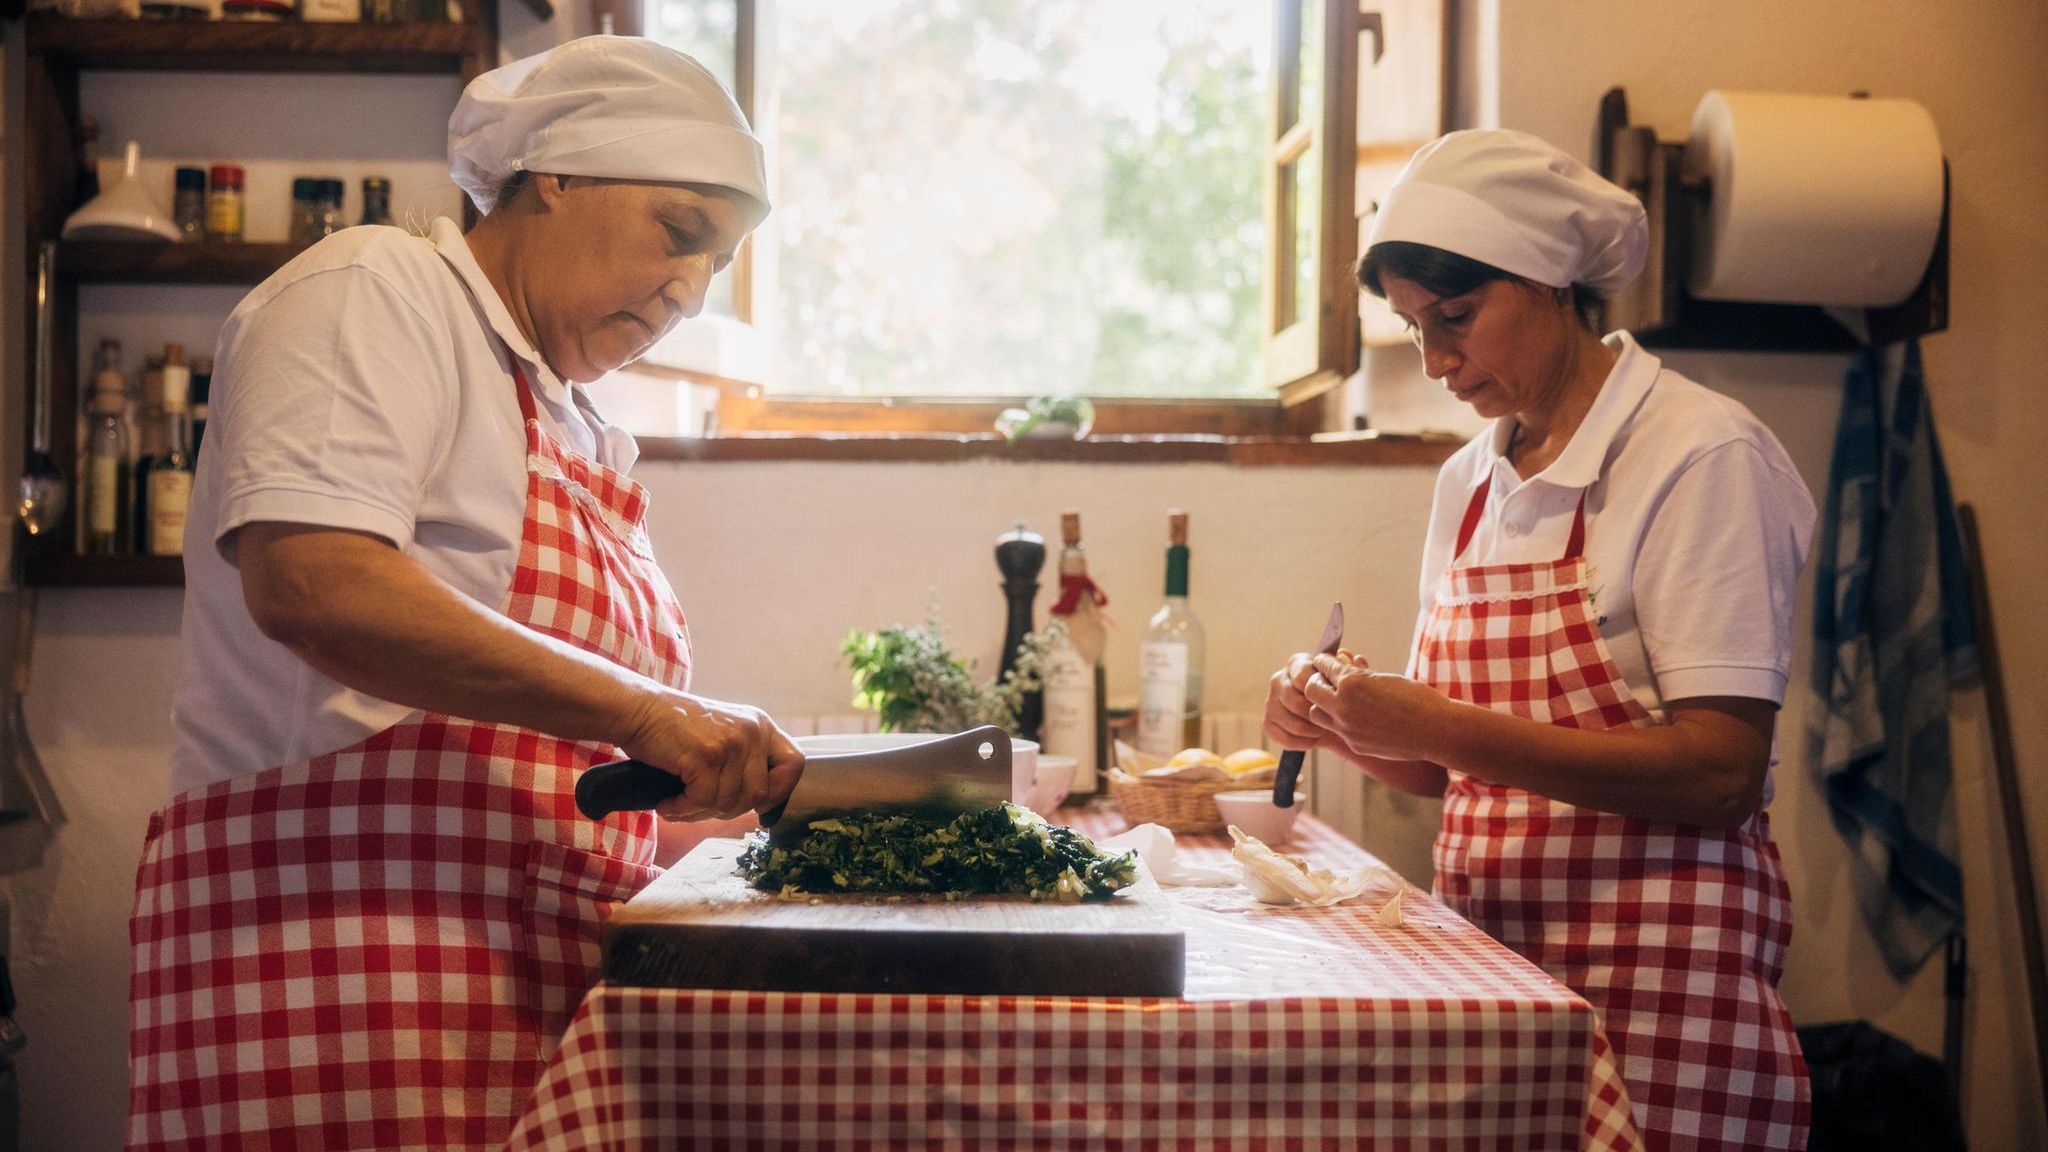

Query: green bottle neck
[1163,544,1189,598]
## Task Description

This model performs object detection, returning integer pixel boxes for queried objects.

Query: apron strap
[510,362,541,425]
[1451,478,1491,562]
[1451,478,1592,563]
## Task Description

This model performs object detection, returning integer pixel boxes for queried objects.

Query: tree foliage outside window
[649,0,1274,399]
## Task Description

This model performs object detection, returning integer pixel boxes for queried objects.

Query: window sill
[634,430,1465,466]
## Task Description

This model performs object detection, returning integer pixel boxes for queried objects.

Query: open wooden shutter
[1260,0,1361,405]
[636,0,777,394]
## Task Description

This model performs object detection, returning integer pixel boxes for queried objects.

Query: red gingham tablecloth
[504,805,1645,1151]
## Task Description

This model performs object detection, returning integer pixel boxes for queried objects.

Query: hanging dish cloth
[1809,339,1978,978]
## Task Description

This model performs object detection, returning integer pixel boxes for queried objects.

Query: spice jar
[207,165,245,243]
[359,176,393,227]
[173,167,207,242]
[315,178,345,239]
[288,178,318,246]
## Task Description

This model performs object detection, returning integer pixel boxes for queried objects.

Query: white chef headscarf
[1365,129,1645,293]
[448,36,769,216]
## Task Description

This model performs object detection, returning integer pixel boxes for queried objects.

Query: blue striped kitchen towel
[1810,340,1978,979]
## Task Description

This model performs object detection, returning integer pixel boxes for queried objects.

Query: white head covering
[449,36,769,216]
[1365,129,1645,292]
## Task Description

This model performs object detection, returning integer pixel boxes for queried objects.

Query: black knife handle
[576,759,683,819]
[1272,749,1307,807]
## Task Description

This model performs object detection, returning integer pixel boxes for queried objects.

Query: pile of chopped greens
[737,803,1138,903]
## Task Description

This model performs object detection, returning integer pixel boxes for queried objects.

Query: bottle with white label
[1041,511,1110,796]
[1136,509,1204,756]
[142,343,195,556]
[146,408,194,556]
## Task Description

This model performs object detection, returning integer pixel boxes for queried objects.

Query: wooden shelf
[18,8,497,587]
[23,552,184,588]
[59,240,308,285]
[24,15,483,75]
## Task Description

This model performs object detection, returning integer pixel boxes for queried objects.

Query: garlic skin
[1228,826,1407,915]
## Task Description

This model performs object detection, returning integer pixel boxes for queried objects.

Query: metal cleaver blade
[575,725,1014,844]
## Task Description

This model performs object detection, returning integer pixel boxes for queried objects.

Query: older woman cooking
[128,39,802,1151]
[1265,130,1814,1150]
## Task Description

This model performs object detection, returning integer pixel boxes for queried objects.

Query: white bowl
[1030,755,1076,814]
[1213,790,1307,845]
[794,731,1039,809]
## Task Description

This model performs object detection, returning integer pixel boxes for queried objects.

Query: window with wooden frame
[638,0,1361,437]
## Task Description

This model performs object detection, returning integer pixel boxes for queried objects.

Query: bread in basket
[1107,742,1293,834]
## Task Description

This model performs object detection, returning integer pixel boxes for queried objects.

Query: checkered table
[504,806,1645,1151]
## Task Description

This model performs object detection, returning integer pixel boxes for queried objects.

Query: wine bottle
[1041,511,1110,797]
[1136,510,1205,756]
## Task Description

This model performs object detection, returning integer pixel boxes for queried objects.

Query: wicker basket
[1105,769,1271,835]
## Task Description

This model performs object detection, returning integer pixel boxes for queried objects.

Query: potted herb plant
[842,600,1059,735]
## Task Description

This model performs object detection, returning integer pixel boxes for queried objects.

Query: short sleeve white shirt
[1408,331,1815,737]
[169,217,641,797]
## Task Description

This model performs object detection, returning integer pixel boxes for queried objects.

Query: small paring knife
[575,725,1014,844]
[1274,602,1344,808]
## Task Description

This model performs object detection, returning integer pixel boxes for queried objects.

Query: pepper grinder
[995,522,1046,742]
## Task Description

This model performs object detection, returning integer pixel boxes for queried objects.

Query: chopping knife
[1274,602,1344,808]
[576,725,1014,843]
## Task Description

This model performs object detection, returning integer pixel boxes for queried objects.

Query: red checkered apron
[1417,477,1810,1151]
[126,365,686,1151]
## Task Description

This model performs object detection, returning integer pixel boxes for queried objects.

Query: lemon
[1223,748,1279,776]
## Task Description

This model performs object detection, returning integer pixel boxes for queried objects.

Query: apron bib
[1419,479,1810,1152]
[127,367,686,1151]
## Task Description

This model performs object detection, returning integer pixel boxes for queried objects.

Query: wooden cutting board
[603,838,1186,998]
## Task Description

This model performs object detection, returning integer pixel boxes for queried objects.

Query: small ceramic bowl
[1212,790,1307,845]
[1031,755,1076,814]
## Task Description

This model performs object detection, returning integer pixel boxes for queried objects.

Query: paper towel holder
[1594,86,1949,352]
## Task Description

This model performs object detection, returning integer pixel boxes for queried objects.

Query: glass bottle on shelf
[1136,510,1205,756]
[131,361,165,549]
[190,356,213,460]
[359,176,393,227]
[1041,510,1110,796]
[147,411,195,557]
[85,364,133,557]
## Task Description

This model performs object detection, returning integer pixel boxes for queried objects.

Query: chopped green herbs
[737,803,1138,903]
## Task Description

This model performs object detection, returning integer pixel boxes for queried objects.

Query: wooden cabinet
[15,11,496,586]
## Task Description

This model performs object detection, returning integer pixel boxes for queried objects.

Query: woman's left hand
[1303,651,1456,763]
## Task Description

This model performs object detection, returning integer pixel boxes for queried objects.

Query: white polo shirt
[1408,332,1816,727]
[169,217,641,796]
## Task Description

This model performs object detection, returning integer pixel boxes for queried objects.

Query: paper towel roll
[1685,90,1943,308]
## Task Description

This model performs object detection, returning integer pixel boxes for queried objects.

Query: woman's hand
[1263,651,1353,755]
[615,691,805,822]
[1302,651,1454,763]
